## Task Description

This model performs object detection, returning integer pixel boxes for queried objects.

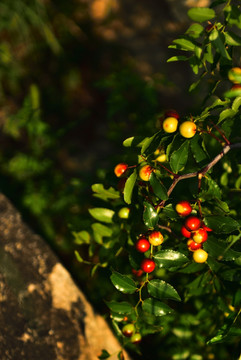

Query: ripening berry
[148,231,164,246]
[175,200,192,217]
[187,239,202,251]
[193,249,208,263]
[179,121,197,138]
[192,228,208,244]
[114,163,128,177]
[139,165,153,181]
[185,216,201,232]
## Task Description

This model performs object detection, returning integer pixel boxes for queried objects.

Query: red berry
[148,231,164,246]
[175,200,192,217]
[192,228,208,244]
[135,237,150,253]
[114,163,128,177]
[184,216,201,232]
[141,258,156,273]
[187,239,202,251]
[181,225,192,238]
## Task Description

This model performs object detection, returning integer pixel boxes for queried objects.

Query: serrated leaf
[142,298,174,317]
[149,173,168,200]
[110,271,137,294]
[147,280,181,301]
[167,55,188,62]
[123,169,137,205]
[188,7,215,22]
[204,215,240,234]
[105,301,133,314]
[123,136,145,148]
[92,184,120,201]
[170,141,189,173]
[154,250,189,269]
[143,201,158,228]
[89,207,115,223]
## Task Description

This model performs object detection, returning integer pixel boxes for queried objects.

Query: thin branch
[156,142,241,210]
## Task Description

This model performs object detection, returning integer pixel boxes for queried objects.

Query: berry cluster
[161,109,196,139]
[121,323,142,344]
[175,201,211,263]
[135,230,164,273]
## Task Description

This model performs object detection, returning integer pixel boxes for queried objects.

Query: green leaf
[167,55,188,63]
[149,173,168,200]
[225,31,241,46]
[188,7,216,22]
[207,314,241,344]
[199,177,222,200]
[75,250,84,263]
[204,237,241,261]
[72,230,90,245]
[98,349,111,359]
[89,207,115,223]
[141,131,162,156]
[123,136,145,148]
[171,38,197,52]
[210,29,231,60]
[92,184,120,201]
[124,169,137,205]
[190,136,209,163]
[105,301,133,314]
[185,23,204,38]
[147,280,181,301]
[143,201,159,228]
[170,141,189,173]
[203,42,213,64]
[91,223,112,244]
[110,271,137,294]
[232,96,241,112]
[204,215,240,234]
[218,108,236,123]
[154,250,189,269]
[142,298,174,317]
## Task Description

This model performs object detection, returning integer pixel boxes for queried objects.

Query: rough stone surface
[0,193,128,360]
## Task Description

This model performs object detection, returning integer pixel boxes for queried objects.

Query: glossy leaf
[204,215,240,234]
[110,271,137,294]
[149,172,168,200]
[203,237,241,261]
[124,169,137,204]
[105,301,133,314]
[147,279,181,301]
[141,131,162,156]
[88,207,115,223]
[188,7,215,22]
[143,201,158,228]
[142,298,174,317]
[154,250,189,269]
[170,140,189,173]
[207,314,241,344]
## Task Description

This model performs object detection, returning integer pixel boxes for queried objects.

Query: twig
[156,142,241,210]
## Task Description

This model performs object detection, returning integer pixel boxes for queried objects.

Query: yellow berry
[162,117,178,133]
[179,121,197,138]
